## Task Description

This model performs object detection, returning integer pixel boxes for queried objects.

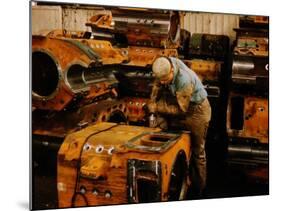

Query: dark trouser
[185,98,211,195]
[154,96,211,194]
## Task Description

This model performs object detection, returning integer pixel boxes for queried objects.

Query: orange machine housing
[32,31,128,111]
[226,93,268,182]
[184,59,222,82]
[227,94,268,144]
[57,122,191,207]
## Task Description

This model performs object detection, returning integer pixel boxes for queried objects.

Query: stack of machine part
[112,9,180,96]
[32,8,182,142]
[97,9,182,124]
[57,122,191,207]
[111,9,181,48]
[53,9,194,207]
[32,7,189,207]
[232,15,269,92]
[86,9,181,120]
[183,33,230,144]
[227,15,269,183]
[32,30,128,111]
[32,24,130,179]
[85,9,181,48]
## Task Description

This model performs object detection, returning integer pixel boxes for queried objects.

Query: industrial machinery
[227,15,269,183]
[32,30,127,111]
[32,3,269,209]
[57,122,191,207]
[32,7,192,208]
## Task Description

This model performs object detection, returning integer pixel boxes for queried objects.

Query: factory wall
[31,6,109,34]
[183,12,239,42]
[32,5,239,42]
[32,6,62,34]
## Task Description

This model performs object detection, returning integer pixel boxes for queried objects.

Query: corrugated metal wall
[32,6,62,35]
[61,8,110,31]
[183,12,239,41]
[32,6,109,34]
[32,6,239,42]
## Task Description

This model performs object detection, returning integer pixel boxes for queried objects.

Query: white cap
[152,57,172,80]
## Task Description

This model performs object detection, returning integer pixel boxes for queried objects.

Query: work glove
[147,101,157,113]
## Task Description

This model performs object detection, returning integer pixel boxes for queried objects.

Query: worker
[148,56,211,197]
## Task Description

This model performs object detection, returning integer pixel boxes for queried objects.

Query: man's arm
[147,79,161,113]
[156,84,193,115]
[151,79,161,102]
[175,83,193,113]
[148,81,193,115]
[156,99,181,115]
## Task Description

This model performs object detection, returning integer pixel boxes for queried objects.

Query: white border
[0,0,280,211]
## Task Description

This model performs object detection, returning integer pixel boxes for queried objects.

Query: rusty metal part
[64,64,117,94]
[124,97,148,122]
[86,13,113,30]
[234,37,268,56]
[232,55,269,88]
[234,48,268,57]
[227,93,268,144]
[32,99,127,138]
[227,137,268,183]
[122,46,178,67]
[85,13,115,41]
[32,35,128,111]
[111,9,181,48]
[228,142,268,161]
[41,29,90,39]
[127,159,162,203]
[124,132,180,152]
[184,59,222,82]
[57,122,191,207]
[239,15,269,28]
[114,45,175,97]
[43,32,128,65]
[85,10,182,48]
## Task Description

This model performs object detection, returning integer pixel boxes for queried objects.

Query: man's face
[160,68,174,85]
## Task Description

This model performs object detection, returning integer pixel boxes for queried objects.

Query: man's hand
[149,113,158,128]
[147,101,157,113]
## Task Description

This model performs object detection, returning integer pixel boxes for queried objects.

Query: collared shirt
[168,57,207,104]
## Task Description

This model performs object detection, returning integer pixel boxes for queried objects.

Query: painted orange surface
[57,122,191,207]
[184,59,222,82]
[227,94,269,144]
[32,33,127,111]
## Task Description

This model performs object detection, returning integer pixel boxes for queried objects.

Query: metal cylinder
[232,58,255,75]
[112,9,180,47]
[228,143,268,158]
[32,51,60,98]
